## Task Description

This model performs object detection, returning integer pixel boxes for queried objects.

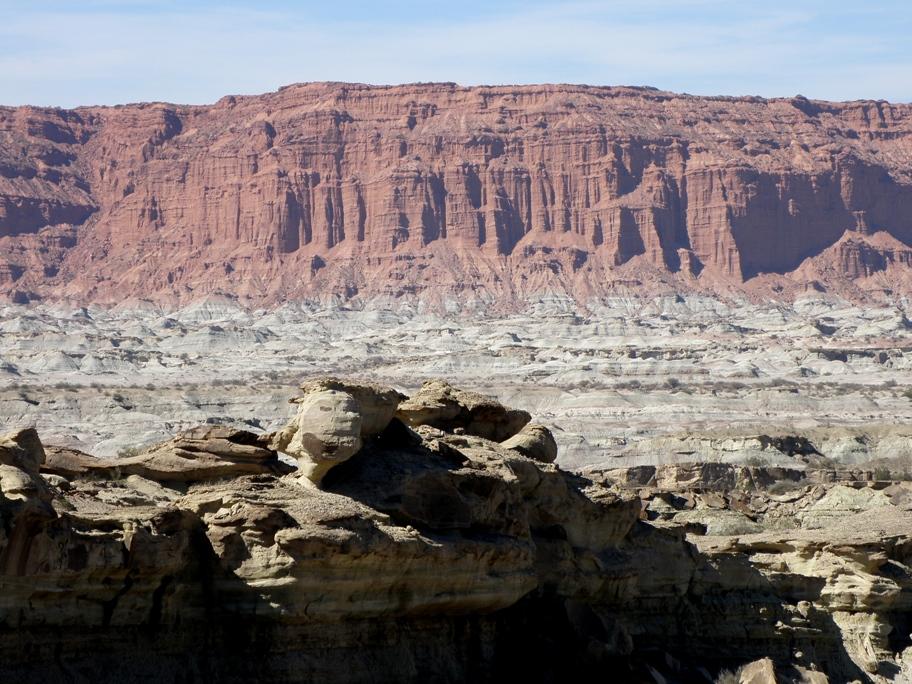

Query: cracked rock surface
[2,381,911,682]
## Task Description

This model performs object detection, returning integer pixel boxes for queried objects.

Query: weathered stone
[269,378,405,484]
[396,379,530,441]
[738,658,778,684]
[41,445,104,478]
[272,389,363,483]
[42,426,289,483]
[501,423,559,463]
[0,464,38,501]
[297,378,405,436]
[2,385,912,682]
[0,427,45,474]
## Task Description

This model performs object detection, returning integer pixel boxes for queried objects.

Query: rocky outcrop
[397,379,531,440]
[3,83,912,306]
[0,427,45,472]
[0,427,52,505]
[501,423,558,463]
[270,378,405,483]
[43,425,292,481]
[598,465,912,681]
[2,382,912,682]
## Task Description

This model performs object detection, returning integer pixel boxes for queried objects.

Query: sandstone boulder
[297,378,405,436]
[738,658,778,684]
[129,426,290,482]
[42,426,289,483]
[271,378,404,484]
[0,464,40,501]
[0,428,53,504]
[501,423,558,463]
[396,379,530,441]
[0,427,45,475]
[42,445,107,478]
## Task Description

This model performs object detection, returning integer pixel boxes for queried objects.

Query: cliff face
[3,381,912,682]
[2,83,912,305]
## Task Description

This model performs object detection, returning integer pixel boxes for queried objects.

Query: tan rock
[41,445,105,478]
[654,463,737,491]
[793,668,829,684]
[4,387,912,680]
[396,379,530,441]
[0,464,38,501]
[738,658,778,683]
[796,485,892,529]
[296,378,405,437]
[501,423,558,463]
[40,473,70,490]
[270,378,405,484]
[43,426,289,483]
[0,427,45,474]
[272,389,363,484]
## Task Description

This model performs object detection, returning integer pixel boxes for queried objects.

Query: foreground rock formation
[2,380,911,682]
[2,83,912,306]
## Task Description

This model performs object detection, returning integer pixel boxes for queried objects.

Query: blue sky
[1,0,910,107]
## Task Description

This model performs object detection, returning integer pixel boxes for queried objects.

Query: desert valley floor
[3,294,911,472]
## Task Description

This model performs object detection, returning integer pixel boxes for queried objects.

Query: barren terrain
[4,294,910,473]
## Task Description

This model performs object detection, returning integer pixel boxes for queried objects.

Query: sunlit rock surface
[2,384,912,682]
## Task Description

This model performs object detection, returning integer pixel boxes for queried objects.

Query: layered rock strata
[3,83,912,305]
[1,381,911,682]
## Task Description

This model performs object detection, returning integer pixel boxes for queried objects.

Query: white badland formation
[2,293,911,475]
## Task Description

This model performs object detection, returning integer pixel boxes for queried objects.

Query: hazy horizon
[1,0,910,108]
[4,80,912,111]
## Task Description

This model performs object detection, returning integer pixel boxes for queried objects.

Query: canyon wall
[2,83,912,305]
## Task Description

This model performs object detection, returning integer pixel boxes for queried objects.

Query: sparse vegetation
[110,393,135,410]
[767,479,803,495]
[17,391,39,406]
[210,378,238,387]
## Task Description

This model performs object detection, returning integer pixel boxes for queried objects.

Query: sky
[1,0,910,108]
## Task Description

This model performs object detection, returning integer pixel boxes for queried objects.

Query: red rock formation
[2,83,912,305]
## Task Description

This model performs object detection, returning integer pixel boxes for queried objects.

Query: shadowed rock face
[2,83,912,305]
[2,381,912,683]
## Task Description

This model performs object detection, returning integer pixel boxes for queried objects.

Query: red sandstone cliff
[2,82,912,306]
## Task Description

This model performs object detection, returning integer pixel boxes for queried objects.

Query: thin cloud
[0,0,909,107]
